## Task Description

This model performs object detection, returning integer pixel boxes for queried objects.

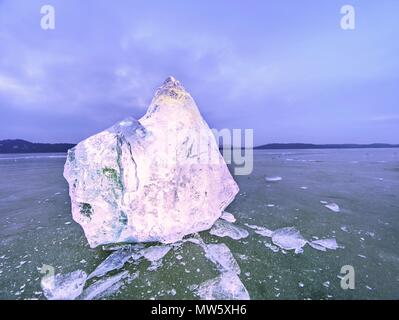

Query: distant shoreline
[1,139,399,154]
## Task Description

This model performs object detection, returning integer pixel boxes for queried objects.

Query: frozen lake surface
[1,149,399,299]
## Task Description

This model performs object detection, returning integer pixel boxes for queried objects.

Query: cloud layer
[0,0,398,144]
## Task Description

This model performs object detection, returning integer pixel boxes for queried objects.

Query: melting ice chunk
[271,227,308,252]
[265,176,282,182]
[204,243,241,274]
[194,272,250,300]
[324,203,340,213]
[220,211,236,223]
[81,271,130,300]
[209,220,249,240]
[41,270,87,300]
[309,238,338,251]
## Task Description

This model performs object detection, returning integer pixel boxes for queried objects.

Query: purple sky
[0,0,398,145]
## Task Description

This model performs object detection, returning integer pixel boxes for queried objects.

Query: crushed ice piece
[340,226,349,233]
[194,272,250,300]
[254,228,273,237]
[81,271,129,300]
[209,220,249,240]
[325,203,340,213]
[271,227,308,251]
[204,243,241,274]
[87,249,138,279]
[320,201,328,204]
[358,254,367,259]
[309,239,338,251]
[220,211,236,223]
[102,243,145,252]
[365,231,375,238]
[142,245,171,262]
[41,270,87,300]
[265,176,282,182]
[65,222,72,225]
[244,223,272,238]
[264,242,279,253]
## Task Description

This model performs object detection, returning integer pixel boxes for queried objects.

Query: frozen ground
[0,148,399,299]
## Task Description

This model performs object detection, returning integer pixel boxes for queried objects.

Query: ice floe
[41,270,87,300]
[220,211,236,223]
[194,272,250,300]
[209,220,249,240]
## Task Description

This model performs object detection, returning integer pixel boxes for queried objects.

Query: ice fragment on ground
[87,249,138,279]
[271,227,308,252]
[204,243,241,274]
[81,271,129,300]
[209,220,249,240]
[264,242,279,253]
[220,211,236,223]
[142,245,171,262]
[265,176,282,182]
[309,238,338,251]
[325,203,340,213]
[194,272,250,300]
[41,270,87,300]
